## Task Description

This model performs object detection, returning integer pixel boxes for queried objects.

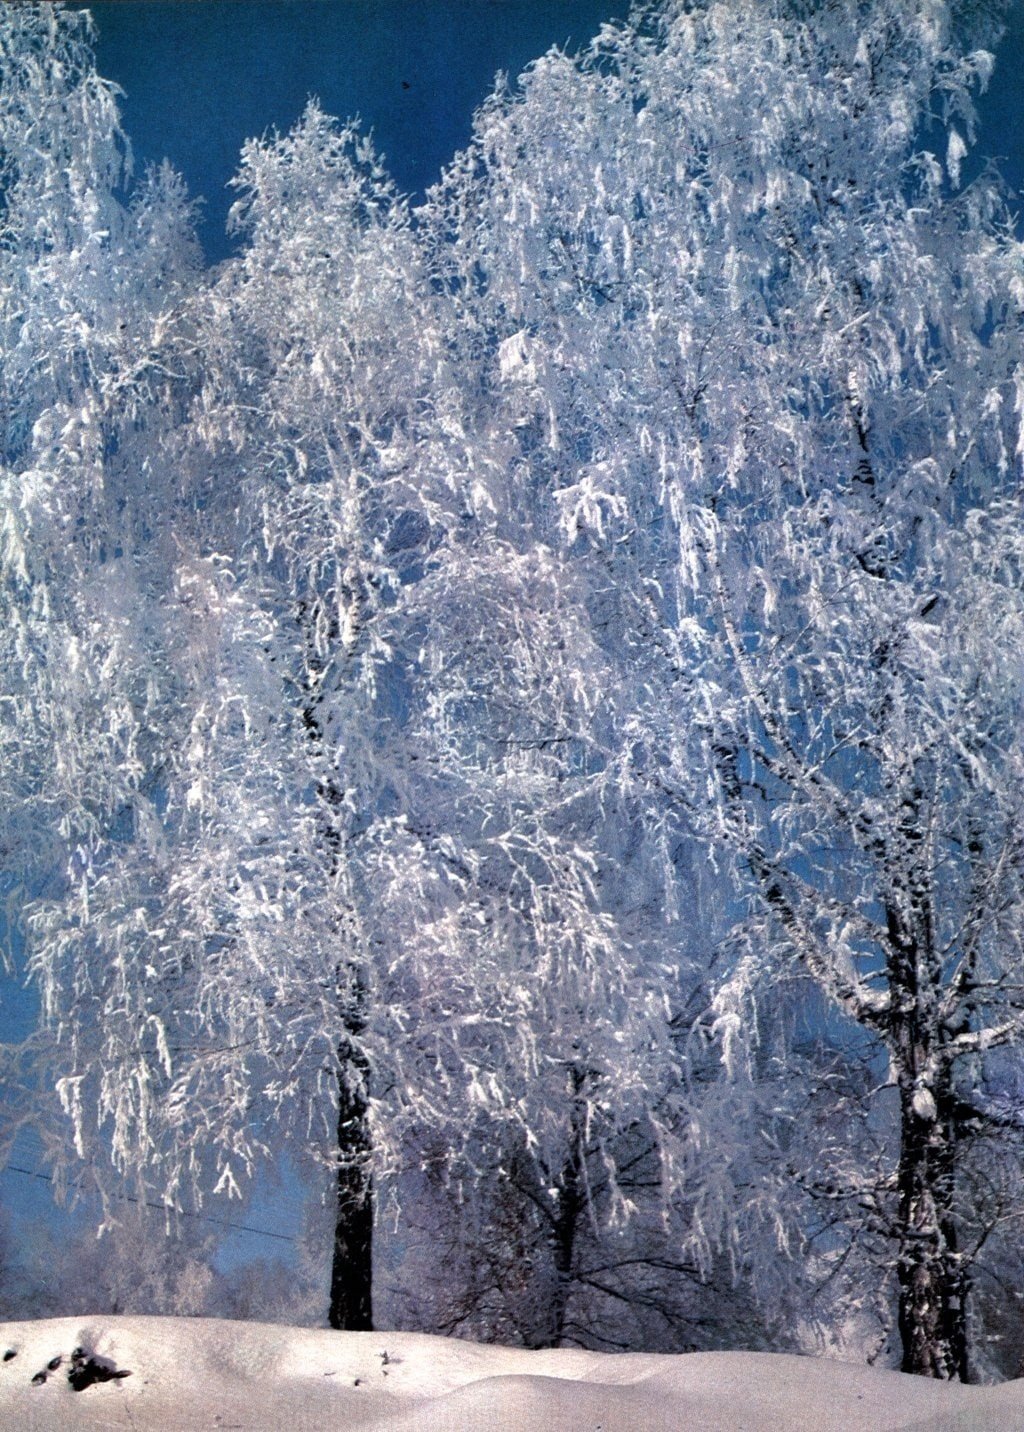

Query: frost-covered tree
[6,0,1024,1372]
[181,98,703,1335]
[0,66,471,1327]
[0,3,199,881]
[0,2,205,1189]
[0,12,701,1338]
[387,522,722,1345]
[424,0,1023,1377]
[150,101,508,1329]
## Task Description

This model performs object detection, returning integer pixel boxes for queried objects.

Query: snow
[1,1316,1023,1430]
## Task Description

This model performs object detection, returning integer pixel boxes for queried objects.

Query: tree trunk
[884,793,969,1381]
[895,1074,968,1380]
[544,1066,587,1348]
[301,592,375,1331]
[549,1142,584,1346]
[328,997,374,1331]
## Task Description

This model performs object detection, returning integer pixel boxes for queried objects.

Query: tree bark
[895,1074,968,1380]
[300,590,376,1331]
[328,1001,374,1331]
[548,1149,584,1345]
[887,863,969,1381]
[545,1066,587,1348]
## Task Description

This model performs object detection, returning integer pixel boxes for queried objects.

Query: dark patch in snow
[68,1346,132,1392]
[28,1346,132,1391]
[2,1348,15,1362]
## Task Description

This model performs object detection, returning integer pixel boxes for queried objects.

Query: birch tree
[204,102,704,1336]
[427,0,1023,1376]
[0,2,204,1190]
[0,35,697,1336]
[7,0,1024,1370]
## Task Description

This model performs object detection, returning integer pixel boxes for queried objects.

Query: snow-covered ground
[2,1316,1024,1430]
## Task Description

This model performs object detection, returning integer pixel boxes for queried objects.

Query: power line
[0,1162,296,1245]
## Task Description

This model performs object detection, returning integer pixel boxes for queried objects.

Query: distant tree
[45,1205,217,1319]
[388,1108,812,1356]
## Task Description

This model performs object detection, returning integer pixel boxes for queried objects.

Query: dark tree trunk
[300,588,376,1332]
[544,1066,587,1348]
[549,1144,584,1346]
[328,1000,374,1331]
[895,1071,968,1380]
[886,857,969,1381]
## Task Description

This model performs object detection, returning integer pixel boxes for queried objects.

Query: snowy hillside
[1,1317,1023,1431]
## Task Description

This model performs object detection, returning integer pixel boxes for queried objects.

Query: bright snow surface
[1,1316,1023,1429]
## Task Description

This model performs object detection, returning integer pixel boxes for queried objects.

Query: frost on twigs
[2,0,1024,1370]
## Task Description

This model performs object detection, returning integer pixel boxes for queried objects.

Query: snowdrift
[2,1316,1024,1430]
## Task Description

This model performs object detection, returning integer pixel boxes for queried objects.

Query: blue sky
[76,1,624,262]
[70,0,1024,266]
